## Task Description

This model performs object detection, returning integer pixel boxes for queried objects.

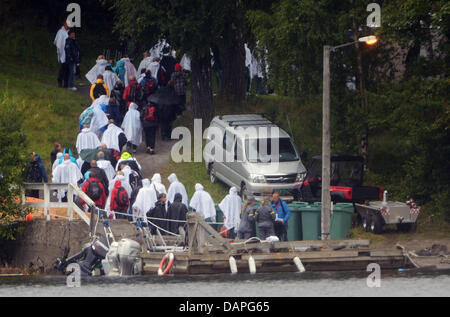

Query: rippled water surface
[0,270,449,297]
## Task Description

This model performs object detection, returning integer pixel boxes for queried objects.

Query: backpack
[142,77,157,96]
[114,187,129,210]
[127,83,144,103]
[142,104,157,122]
[87,180,102,201]
[93,83,107,99]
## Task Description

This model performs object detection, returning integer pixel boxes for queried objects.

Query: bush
[0,95,29,240]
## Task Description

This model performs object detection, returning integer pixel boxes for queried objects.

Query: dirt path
[75,84,175,179]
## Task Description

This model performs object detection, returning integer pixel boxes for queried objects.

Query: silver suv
[204,114,307,201]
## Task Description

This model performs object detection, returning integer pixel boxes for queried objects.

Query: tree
[0,96,28,240]
[108,0,237,125]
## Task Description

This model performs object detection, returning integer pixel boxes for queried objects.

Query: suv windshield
[245,138,299,163]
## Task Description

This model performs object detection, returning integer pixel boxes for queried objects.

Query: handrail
[22,183,95,226]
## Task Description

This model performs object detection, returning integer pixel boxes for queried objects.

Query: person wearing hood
[89,74,110,102]
[121,103,143,153]
[26,152,48,198]
[76,124,101,153]
[103,66,120,94]
[54,20,71,88]
[148,57,161,86]
[160,46,176,86]
[108,179,130,220]
[137,51,153,75]
[167,193,188,234]
[52,152,63,174]
[237,198,258,240]
[190,184,216,222]
[132,179,157,223]
[52,153,83,202]
[82,95,109,138]
[108,171,132,200]
[123,76,144,108]
[218,187,242,238]
[151,173,167,195]
[101,122,127,152]
[58,148,78,167]
[111,80,126,118]
[147,193,170,235]
[167,173,188,206]
[115,152,142,173]
[86,55,109,85]
[96,151,116,183]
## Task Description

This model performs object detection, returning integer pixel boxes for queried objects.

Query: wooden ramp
[140,212,411,275]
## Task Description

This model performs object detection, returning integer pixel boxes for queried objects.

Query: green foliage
[0,96,28,239]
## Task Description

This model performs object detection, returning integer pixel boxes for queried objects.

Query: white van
[204,114,307,201]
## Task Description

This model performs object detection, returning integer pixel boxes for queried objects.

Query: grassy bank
[0,61,89,169]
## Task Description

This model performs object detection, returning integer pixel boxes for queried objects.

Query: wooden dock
[140,213,411,275]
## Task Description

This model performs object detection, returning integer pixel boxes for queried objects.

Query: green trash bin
[301,203,322,240]
[330,203,355,240]
[287,202,308,241]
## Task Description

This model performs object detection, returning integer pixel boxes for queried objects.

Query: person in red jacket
[81,171,107,210]
[122,75,143,108]
[109,179,130,220]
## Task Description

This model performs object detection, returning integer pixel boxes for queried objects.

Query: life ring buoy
[158,253,174,276]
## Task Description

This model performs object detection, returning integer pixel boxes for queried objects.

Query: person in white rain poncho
[96,151,116,183]
[52,154,83,202]
[219,187,242,236]
[103,66,120,93]
[54,20,71,88]
[105,172,132,219]
[123,57,137,87]
[52,152,63,174]
[132,179,158,223]
[76,125,101,153]
[190,184,216,222]
[167,173,188,206]
[85,95,109,139]
[137,51,153,75]
[151,173,167,195]
[101,123,126,152]
[121,103,143,150]
[85,55,109,85]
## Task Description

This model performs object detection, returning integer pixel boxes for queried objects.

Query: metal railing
[22,183,97,226]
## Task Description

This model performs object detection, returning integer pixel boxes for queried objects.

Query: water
[1,270,449,297]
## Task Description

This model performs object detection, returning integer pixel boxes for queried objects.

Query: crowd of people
[28,139,291,240]
[26,21,291,241]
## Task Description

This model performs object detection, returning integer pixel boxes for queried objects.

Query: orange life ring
[158,253,174,276]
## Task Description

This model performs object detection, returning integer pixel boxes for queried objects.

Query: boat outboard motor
[117,239,142,276]
[102,241,120,276]
[55,237,109,276]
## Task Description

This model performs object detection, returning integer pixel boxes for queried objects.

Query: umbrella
[148,86,182,106]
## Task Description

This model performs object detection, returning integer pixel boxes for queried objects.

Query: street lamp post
[321,36,377,241]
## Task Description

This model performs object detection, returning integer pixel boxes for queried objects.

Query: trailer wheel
[369,215,383,234]
[362,214,371,232]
